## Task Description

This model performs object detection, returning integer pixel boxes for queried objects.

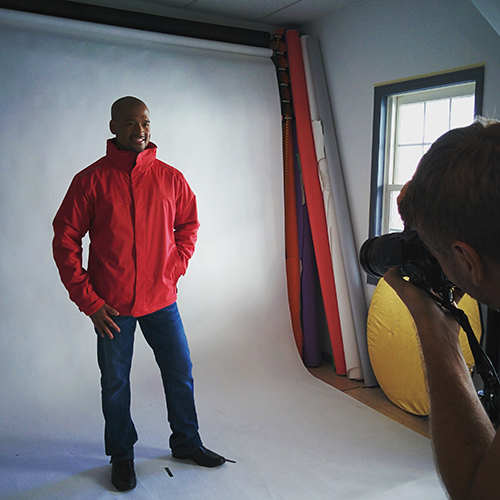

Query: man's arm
[384,268,499,500]
[173,173,200,272]
[53,182,121,339]
[52,176,106,317]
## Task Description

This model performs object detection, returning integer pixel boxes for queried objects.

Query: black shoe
[111,459,137,492]
[173,446,226,467]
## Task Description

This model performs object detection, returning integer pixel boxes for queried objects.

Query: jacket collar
[106,138,158,174]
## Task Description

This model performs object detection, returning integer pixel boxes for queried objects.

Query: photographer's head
[399,118,500,307]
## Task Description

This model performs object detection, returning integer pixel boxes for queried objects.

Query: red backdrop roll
[285,29,346,374]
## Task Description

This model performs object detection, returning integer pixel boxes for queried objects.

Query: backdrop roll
[0,7,293,436]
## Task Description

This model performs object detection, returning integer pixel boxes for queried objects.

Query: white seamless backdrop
[0,9,447,500]
[0,8,288,430]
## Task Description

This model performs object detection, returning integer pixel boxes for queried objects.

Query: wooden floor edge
[307,363,430,439]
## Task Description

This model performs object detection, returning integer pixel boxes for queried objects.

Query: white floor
[1,351,447,500]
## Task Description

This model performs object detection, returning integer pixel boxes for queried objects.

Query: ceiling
[11,0,499,38]
[65,0,368,29]
[470,0,500,36]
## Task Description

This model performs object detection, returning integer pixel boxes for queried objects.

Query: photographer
[384,119,500,500]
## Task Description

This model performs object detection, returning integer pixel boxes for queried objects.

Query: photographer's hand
[384,267,498,500]
[384,267,454,326]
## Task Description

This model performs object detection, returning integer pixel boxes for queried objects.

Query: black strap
[426,291,500,426]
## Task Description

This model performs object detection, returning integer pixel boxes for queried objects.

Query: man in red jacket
[53,96,225,492]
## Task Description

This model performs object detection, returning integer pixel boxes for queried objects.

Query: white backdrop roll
[0,8,292,433]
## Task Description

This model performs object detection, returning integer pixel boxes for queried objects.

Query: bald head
[111,96,148,121]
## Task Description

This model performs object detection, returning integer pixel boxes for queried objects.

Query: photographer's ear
[452,241,484,286]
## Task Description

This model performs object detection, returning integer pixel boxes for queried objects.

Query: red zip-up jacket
[52,139,200,317]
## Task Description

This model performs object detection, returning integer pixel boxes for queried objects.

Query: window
[369,66,484,240]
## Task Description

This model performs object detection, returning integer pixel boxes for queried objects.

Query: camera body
[359,229,454,298]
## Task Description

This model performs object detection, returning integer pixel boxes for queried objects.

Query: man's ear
[452,241,484,286]
[109,120,115,135]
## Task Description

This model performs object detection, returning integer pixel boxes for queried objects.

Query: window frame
[383,82,476,234]
[367,66,484,283]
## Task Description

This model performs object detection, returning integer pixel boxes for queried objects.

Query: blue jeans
[96,302,202,462]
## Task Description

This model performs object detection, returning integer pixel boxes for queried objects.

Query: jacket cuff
[80,297,106,317]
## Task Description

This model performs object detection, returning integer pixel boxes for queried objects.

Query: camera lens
[359,230,452,295]
[359,237,380,278]
[359,233,405,278]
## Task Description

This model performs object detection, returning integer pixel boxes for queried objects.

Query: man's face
[110,103,151,153]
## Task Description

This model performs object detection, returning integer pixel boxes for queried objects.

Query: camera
[360,229,500,426]
[359,229,454,299]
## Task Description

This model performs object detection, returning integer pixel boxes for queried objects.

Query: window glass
[451,95,475,128]
[424,99,451,144]
[398,103,424,144]
[396,145,424,184]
